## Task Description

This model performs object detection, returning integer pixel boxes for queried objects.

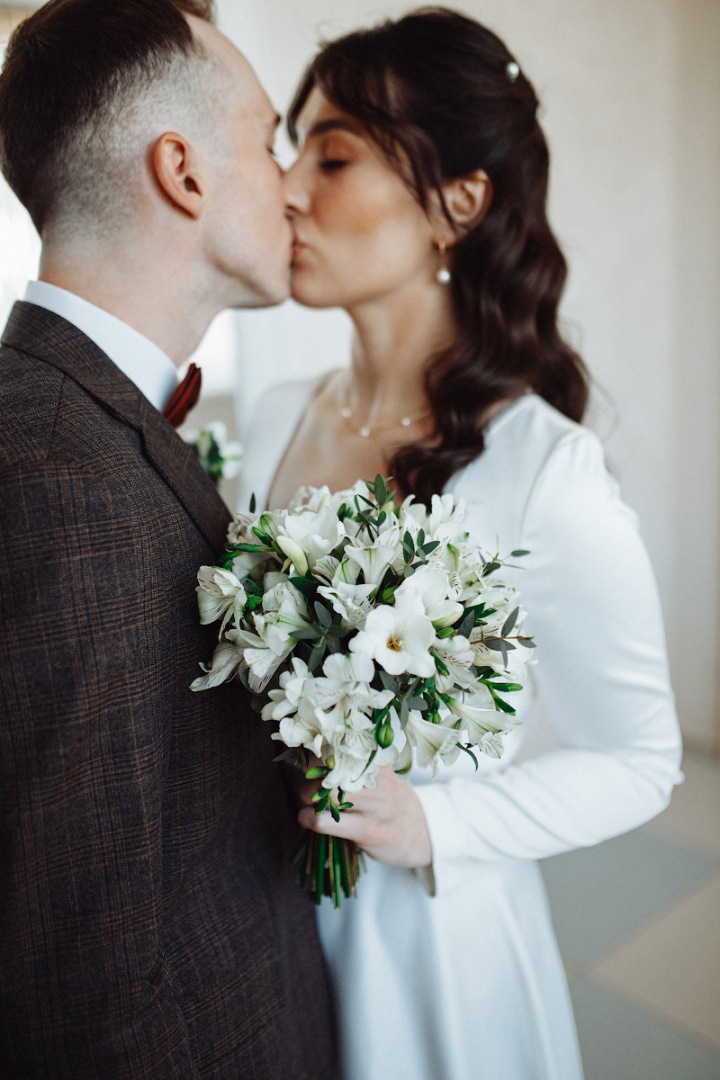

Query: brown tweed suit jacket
[0,302,336,1080]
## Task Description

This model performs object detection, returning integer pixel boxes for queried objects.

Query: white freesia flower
[350,590,436,676]
[190,639,244,691]
[405,712,461,775]
[196,566,247,631]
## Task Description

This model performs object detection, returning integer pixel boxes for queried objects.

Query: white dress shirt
[24,280,179,414]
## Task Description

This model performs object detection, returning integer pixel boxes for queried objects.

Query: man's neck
[39,246,223,367]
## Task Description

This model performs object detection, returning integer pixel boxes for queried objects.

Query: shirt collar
[24,280,179,413]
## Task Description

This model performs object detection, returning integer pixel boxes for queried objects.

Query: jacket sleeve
[0,461,199,1079]
[415,431,683,896]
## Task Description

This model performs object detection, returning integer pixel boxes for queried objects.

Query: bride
[239,9,682,1080]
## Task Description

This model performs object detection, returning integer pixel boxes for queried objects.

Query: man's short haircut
[0,0,218,236]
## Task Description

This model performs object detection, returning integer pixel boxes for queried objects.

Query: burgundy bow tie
[163,364,202,428]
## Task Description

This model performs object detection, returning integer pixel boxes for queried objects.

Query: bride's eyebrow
[305,118,363,140]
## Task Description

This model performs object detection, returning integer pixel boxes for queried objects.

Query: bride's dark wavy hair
[288,7,589,503]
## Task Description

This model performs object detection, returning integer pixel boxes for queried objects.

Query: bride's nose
[282,160,311,216]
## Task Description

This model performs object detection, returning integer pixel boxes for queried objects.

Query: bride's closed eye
[320,159,349,171]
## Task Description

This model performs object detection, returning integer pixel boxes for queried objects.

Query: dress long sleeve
[415,427,683,895]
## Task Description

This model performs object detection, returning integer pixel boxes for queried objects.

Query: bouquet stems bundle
[192,476,535,907]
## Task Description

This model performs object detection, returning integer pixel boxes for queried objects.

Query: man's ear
[151,132,205,219]
[440,169,493,242]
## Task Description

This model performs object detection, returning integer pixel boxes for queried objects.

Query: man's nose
[282,161,311,215]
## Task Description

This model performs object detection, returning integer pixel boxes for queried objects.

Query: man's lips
[291,237,306,258]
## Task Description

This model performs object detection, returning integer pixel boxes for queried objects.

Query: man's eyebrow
[304,118,362,139]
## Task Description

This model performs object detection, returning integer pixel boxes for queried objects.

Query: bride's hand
[298,765,432,869]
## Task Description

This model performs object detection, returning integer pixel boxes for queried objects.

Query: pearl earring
[436,241,451,285]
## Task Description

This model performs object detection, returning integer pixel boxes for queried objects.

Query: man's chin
[231,276,291,310]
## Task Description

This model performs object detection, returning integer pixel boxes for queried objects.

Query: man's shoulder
[0,342,65,467]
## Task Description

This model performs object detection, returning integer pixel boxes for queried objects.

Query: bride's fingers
[298,804,364,842]
[298,779,323,806]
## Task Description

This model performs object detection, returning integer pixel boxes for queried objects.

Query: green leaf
[403,564,416,577]
[339,801,354,811]
[252,527,274,546]
[517,636,536,648]
[458,611,476,640]
[291,627,320,641]
[326,634,342,654]
[272,747,297,763]
[379,670,399,692]
[314,793,330,814]
[483,560,501,575]
[249,493,257,514]
[483,638,506,652]
[311,788,327,803]
[289,576,316,597]
[510,549,530,558]
[458,743,479,771]
[234,543,272,553]
[330,803,341,823]
[501,606,519,637]
[308,641,327,672]
[490,682,523,692]
[314,601,332,627]
[422,540,440,555]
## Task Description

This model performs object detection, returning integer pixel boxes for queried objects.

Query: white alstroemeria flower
[274,694,327,759]
[190,639,244,691]
[405,712,461,776]
[262,657,312,722]
[196,566,247,631]
[447,689,498,738]
[256,510,287,542]
[433,634,477,692]
[313,554,341,582]
[397,494,428,538]
[277,504,343,571]
[317,581,376,627]
[227,627,291,693]
[395,566,464,628]
[227,510,259,545]
[253,590,309,652]
[260,571,292,613]
[345,527,402,585]
[310,653,394,731]
[350,589,436,677]
[428,492,466,537]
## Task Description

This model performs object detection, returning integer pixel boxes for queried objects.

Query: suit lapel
[2,301,230,554]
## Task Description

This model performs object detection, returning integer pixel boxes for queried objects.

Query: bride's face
[284,89,438,309]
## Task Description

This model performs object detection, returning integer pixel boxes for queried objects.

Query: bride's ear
[151,132,205,219]
[440,169,493,240]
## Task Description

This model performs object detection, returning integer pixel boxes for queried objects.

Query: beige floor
[542,749,720,1079]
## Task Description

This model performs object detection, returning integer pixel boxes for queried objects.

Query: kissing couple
[0,2,682,1079]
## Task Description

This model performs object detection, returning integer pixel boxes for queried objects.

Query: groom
[0,1,335,1077]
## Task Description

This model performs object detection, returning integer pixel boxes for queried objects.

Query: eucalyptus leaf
[501,606,519,637]
[510,549,530,557]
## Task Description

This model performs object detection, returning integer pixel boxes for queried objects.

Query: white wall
[216,0,720,752]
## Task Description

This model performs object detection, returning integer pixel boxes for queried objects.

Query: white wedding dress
[239,383,683,1080]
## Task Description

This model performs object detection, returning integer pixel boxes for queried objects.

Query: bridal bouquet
[192,476,535,906]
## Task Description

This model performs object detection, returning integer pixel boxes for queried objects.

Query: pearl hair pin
[506,60,520,82]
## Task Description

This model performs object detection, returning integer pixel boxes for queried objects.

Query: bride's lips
[291,236,306,260]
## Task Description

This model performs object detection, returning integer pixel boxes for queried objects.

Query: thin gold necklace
[340,382,431,438]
